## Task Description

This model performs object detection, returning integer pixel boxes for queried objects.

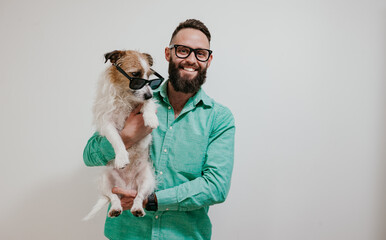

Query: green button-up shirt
[83,81,235,240]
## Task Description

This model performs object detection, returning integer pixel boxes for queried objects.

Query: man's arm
[84,106,235,212]
[156,106,235,211]
[83,104,152,166]
[83,132,115,166]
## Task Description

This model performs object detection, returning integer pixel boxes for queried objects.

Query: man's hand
[112,187,148,211]
[119,104,153,149]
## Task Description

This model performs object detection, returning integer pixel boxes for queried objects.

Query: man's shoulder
[213,101,234,124]
[200,90,232,113]
[212,100,232,114]
[202,94,234,125]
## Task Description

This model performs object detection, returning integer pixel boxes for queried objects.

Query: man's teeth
[183,67,196,72]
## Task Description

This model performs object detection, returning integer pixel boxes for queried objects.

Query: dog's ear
[142,53,153,67]
[104,50,125,64]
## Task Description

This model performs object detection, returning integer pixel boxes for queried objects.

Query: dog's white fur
[83,50,157,220]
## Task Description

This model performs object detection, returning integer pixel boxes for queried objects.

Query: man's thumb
[130,104,143,116]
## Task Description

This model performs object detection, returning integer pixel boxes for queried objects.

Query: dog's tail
[82,196,109,221]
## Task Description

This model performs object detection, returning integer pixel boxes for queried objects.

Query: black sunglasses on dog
[113,63,164,90]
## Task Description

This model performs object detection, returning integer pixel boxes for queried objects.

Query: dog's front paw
[114,151,130,169]
[143,113,159,129]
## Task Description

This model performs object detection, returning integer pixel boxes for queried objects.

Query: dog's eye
[131,72,140,77]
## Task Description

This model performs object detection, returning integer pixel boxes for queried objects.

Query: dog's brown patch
[105,50,151,87]
[142,53,153,67]
[104,50,125,64]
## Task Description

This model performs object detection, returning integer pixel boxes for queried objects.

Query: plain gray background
[0,0,385,239]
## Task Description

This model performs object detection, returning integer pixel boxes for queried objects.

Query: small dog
[83,50,162,220]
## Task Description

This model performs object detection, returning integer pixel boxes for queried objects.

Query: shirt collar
[155,80,213,108]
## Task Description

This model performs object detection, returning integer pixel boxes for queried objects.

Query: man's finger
[130,104,143,115]
[112,187,137,196]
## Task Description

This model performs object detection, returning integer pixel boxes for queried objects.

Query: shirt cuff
[99,136,116,161]
[155,188,179,211]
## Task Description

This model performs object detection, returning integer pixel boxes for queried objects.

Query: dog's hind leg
[101,170,126,218]
[131,161,156,217]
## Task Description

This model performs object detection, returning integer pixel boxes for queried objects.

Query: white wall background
[0,0,385,239]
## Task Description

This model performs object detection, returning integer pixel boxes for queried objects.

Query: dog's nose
[144,92,153,100]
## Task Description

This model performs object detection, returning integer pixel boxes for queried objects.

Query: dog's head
[105,50,154,101]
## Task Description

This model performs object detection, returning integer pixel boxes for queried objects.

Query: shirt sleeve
[83,132,116,166]
[156,106,235,211]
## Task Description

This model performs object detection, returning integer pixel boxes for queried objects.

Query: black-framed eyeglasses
[113,63,164,90]
[169,44,212,62]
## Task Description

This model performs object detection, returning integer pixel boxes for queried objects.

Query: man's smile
[183,67,196,72]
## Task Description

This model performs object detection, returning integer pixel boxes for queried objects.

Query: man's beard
[168,60,207,94]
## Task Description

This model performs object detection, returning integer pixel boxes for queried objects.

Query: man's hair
[170,19,211,44]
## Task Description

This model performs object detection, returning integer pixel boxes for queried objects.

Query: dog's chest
[111,104,132,131]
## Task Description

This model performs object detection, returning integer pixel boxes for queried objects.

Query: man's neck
[167,81,195,118]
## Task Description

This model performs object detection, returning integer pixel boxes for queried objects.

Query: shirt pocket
[170,133,208,176]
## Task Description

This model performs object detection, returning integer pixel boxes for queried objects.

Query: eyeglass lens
[130,79,162,90]
[114,65,163,90]
[175,45,210,61]
[130,79,146,89]
[149,79,162,89]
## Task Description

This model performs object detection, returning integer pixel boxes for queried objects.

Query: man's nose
[185,51,197,63]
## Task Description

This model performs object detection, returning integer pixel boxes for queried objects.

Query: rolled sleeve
[83,132,115,166]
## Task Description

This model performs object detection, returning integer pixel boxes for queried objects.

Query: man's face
[165,28,213,93]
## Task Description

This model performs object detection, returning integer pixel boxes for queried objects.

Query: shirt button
[160,171,163,175]
[166,208,169,211]
[168,106,171,110]
[169,126,173,130]
[164,149,167,153]
[155,215,159,219]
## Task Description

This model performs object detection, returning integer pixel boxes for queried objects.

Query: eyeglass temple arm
[150,68,164,80]
[113,63,134,80]
[113,63,164,81]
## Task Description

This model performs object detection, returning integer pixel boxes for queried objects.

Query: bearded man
[83,19,235,240]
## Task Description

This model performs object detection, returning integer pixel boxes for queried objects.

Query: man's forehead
[171,28,210,48]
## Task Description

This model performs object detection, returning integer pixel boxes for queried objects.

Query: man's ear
[165,47,171,62]
[142,53,153,67]
[104,50,125,64]
[206,54,213,68]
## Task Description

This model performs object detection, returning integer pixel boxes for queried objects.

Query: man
[83,19,235,240]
